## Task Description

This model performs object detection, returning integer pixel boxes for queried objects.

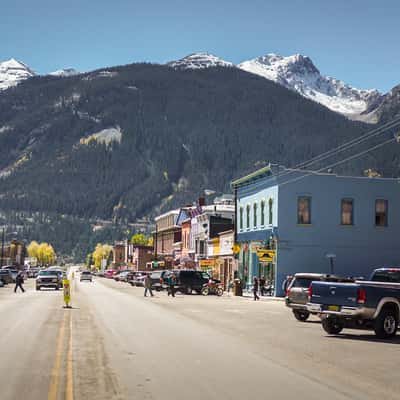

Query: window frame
[268,198,273,225]
[260,200,265,226]
[341,198,354,226]
[253,202,258,228]
[375,199,388,227]
[246,205,250,230]
[297,196,312,225]
[239,207,244,231]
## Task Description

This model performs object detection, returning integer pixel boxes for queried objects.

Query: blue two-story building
[232,164,400,296]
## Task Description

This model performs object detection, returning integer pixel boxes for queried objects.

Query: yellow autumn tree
[36,242,56,266]
[27,241,40,260]
[92,244,113,269]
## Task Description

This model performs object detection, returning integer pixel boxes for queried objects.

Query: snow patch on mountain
[0,58,36,91]
[238,54,382,115]
[168,53,233,70]
[79,127,122,146]
[49,68,80,77]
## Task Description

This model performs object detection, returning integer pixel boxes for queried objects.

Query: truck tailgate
[311,281,359,307]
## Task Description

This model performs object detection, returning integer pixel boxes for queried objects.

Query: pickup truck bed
[307,268,400,339]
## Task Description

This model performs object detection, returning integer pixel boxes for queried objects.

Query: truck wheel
[373,308,398,339]
[293,310,310,322]
[36,286,41,291]
[216,288,224,296]
[322,316,344,335]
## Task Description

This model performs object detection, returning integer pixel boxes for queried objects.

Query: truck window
[371,271,400,283]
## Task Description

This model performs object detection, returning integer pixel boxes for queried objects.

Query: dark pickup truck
[307,268,400,339]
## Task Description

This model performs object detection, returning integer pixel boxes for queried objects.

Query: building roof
[154,209,180,222]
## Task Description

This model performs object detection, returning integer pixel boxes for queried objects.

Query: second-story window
[298,196,311,225]
[261,200,265,226]
[239,207,243,230]
[341,199,354,225]
[253,203,257,228]
[269,198,273,225]
[375,199,388,227]
[246,205,250,229]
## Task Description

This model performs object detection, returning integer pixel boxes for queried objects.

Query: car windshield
[291,278,313,288]
[39,271,58,276]
[201,272,210,279]
[371,270,400,283]
[82,271,91,275]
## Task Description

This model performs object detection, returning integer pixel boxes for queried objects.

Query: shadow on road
[326,333,400,344]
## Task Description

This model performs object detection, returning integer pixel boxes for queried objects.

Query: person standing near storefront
[259,276,266,296]
[167,272,176,297]
[253,276,260,301]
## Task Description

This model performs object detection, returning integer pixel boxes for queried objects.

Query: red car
[104,269,117,278]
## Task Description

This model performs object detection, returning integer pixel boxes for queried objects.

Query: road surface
[0,271,399,400]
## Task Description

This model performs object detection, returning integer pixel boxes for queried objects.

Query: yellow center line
[48,312,67,400]
[66,313,74,400]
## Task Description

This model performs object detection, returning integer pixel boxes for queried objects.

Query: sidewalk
[225,291,284,302]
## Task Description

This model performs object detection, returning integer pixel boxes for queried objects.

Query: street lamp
[326,253,336,275]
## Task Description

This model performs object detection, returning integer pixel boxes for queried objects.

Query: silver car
[36,270,62,290]
[80,271,92,282]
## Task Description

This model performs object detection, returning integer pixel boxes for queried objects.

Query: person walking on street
[253,276,260,301]
[14,271,25,293]
[167,273,176,297]
[144,274,154,297]
[259,276,266,296]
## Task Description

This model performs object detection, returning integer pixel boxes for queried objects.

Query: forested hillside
[0,63,398,259]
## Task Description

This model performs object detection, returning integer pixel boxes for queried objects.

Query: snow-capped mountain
[49,68,80,77]
[167,53,233,70]
[0,58,36,91]
[238,54,382,115]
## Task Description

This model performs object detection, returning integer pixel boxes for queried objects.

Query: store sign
[199,259,214,267]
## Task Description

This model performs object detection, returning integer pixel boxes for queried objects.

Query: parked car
[36,270,63,290]
[285,273,353,321]
[307,267,400,338]
[129,272,148,287]
[80,271,93,282]
[104,269,117,279]
[0,269,13,284]
[164,270,212,294]
[149,270,170,291]
[114,270,131,282]
[2,266,18,282]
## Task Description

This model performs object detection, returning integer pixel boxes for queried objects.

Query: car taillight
[307,284,313,301]
[357,288,366,304]
[285,287,291,297]
[160,278,164,284]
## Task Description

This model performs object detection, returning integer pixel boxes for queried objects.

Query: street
[0,272,399,400]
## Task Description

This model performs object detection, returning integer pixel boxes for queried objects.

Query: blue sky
[2,0,399,92]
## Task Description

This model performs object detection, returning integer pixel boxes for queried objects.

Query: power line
[279,136,398,187]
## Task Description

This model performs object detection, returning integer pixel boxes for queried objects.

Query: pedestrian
[144,274,154,297]
[167,272,176,297]
[14,271,25,293]
[253,276,260,301]
[259,276,266,296]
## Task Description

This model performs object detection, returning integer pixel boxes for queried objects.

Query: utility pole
[0,228,4,268]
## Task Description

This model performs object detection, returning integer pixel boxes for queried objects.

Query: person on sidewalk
[253,276,260,301]
[259,276,266,296]
[167,273,176,297]
[14,271,25,293]
[144,274,154,297]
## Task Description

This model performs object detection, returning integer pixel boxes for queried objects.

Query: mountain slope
[0,58,36,90]
[238,54,382,115]
[0,62,398,258]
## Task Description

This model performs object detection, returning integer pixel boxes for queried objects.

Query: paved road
[0,272,399,400]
